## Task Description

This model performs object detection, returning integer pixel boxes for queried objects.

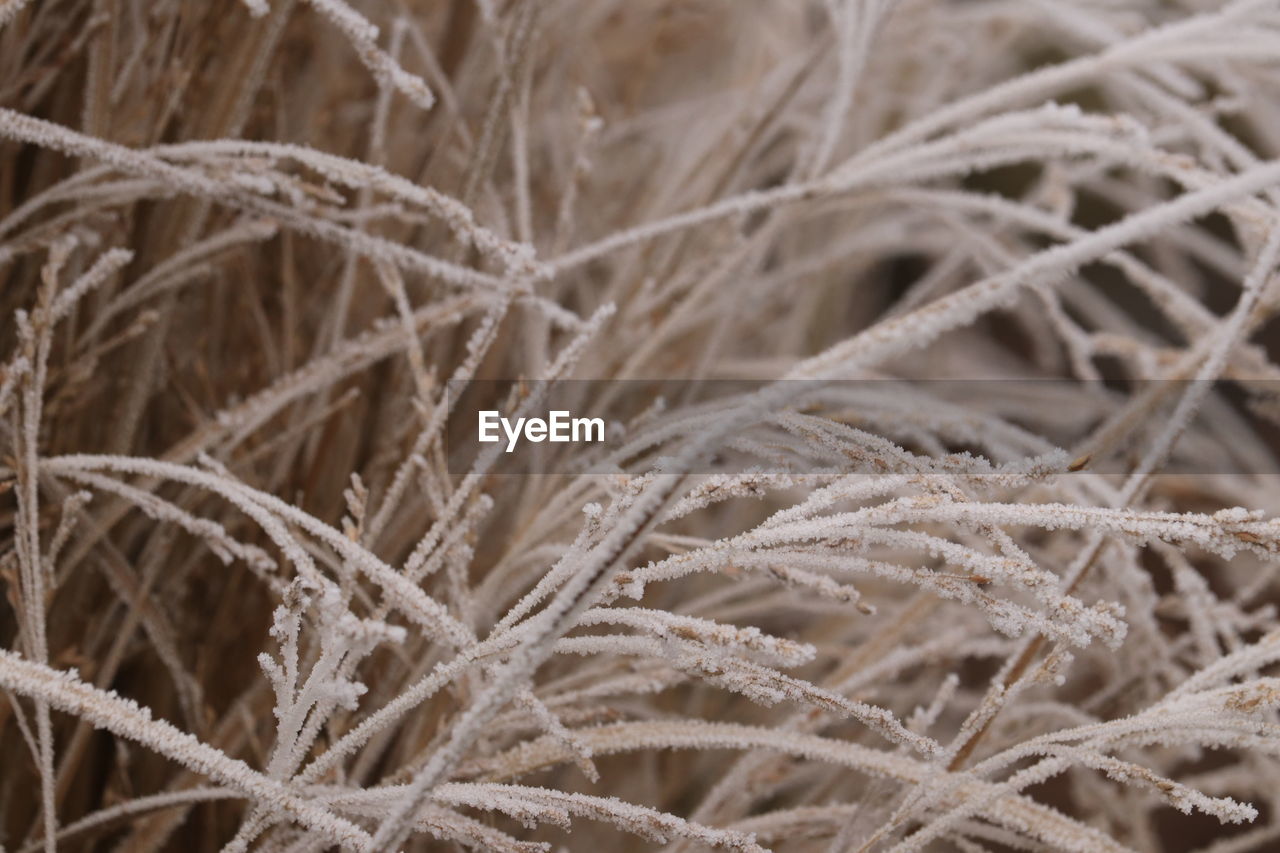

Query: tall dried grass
[5,1,1280,850]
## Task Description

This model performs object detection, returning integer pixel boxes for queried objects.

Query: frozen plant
[4,1,1280,851]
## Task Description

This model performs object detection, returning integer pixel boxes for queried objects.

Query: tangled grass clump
[7,1,1280,850]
